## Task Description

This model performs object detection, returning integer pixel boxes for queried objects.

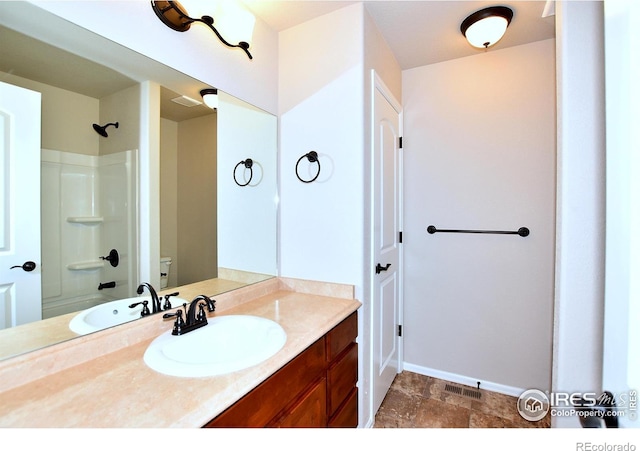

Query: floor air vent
[444,383,482,400]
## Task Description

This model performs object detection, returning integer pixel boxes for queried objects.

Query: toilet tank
[160,257,172,289]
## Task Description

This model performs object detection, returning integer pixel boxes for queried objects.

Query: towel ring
[295,151,321,183]
[233,159,253,187]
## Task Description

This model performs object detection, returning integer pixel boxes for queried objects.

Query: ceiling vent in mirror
[171,95,202,107]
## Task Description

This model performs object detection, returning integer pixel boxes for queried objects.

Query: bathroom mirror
[0,8,277,360]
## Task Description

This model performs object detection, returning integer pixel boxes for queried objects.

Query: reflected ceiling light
[460,6,513,49]
[151,1,254,59]
[200,88,218,109]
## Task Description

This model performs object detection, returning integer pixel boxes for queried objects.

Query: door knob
[10,261,36,272]
[375,263,391,274]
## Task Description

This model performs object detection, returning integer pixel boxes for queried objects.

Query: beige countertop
[0,269,272,361]
[0,277,361,428]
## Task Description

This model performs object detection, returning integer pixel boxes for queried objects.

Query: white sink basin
[69,296,188,335]
[143,315,287,378]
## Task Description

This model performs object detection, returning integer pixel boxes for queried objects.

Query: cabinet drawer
[327,342,358,417]
[326,311,357,361]
[328,387,358,428]
[205,338,326,427]
[273,378,327,428]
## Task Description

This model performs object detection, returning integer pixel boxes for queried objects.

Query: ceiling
[243,0,555,69]
[1,1,555,120]
[0,25,213,122]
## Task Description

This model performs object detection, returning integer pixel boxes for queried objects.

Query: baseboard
[402,362,526,398]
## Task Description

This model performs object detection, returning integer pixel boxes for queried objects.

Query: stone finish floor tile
[373,371,551,428]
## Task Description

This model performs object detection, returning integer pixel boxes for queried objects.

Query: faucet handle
[163,309,185,335]
[197,303,208,322]
[163,291,180,310]
[129,300,151,317]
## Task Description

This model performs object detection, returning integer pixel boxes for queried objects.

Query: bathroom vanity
[207,310,358,427]
[0,277,360,427]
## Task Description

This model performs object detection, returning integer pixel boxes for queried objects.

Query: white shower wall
[41,148,137,318]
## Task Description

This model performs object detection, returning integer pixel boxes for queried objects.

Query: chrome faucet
[136,283,162,314]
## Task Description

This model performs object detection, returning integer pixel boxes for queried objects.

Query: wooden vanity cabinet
[326,313,358,427]
[205,311,358,428]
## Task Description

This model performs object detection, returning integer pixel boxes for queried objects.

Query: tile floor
[373,371,551,428]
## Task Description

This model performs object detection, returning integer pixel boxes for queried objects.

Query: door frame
[369,70,404,417]
[602,0,639,428]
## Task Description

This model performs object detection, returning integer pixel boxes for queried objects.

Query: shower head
[93,122,119,137]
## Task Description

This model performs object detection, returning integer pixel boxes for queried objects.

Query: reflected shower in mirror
[0,11,277,361]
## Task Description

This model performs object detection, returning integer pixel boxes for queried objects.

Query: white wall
[553,1,606,428]
[2,73,100,155]
[279,2,367,425]
[278,4,365,287]
[402,39,557,394]
[602,0,640,429]
[279,3,402,428]
[217,92,278,276]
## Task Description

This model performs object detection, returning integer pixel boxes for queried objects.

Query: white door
[371,71,402,414]
[602,0,639,428]
[0,81,42,329]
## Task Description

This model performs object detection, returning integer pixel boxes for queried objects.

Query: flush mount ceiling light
[460,6,514,49]
[151,1,254,59]
[200,88,218,109]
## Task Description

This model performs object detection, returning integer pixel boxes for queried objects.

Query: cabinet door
[327,342,358,417]
[274,379,327,428]
[206,338,325,427]
[326,312,358,361]
[329,387,358,428]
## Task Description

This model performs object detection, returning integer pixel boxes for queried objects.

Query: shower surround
[40,148,138,318]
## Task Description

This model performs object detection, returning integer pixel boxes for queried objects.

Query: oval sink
[143,315,287,378]
[69,296,188,335]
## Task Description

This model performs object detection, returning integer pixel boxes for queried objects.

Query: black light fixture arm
[151,1,253,59]
[198,15,253,60]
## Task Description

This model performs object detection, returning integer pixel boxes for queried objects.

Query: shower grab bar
[427,225,530,237]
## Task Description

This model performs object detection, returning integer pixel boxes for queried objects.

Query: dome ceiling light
[199,88,218,109]
[460,6,514,50]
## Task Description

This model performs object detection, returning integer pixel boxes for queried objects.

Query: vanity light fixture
[460,6,513,49]
[151,1,254,59]
[200,88,218,109]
